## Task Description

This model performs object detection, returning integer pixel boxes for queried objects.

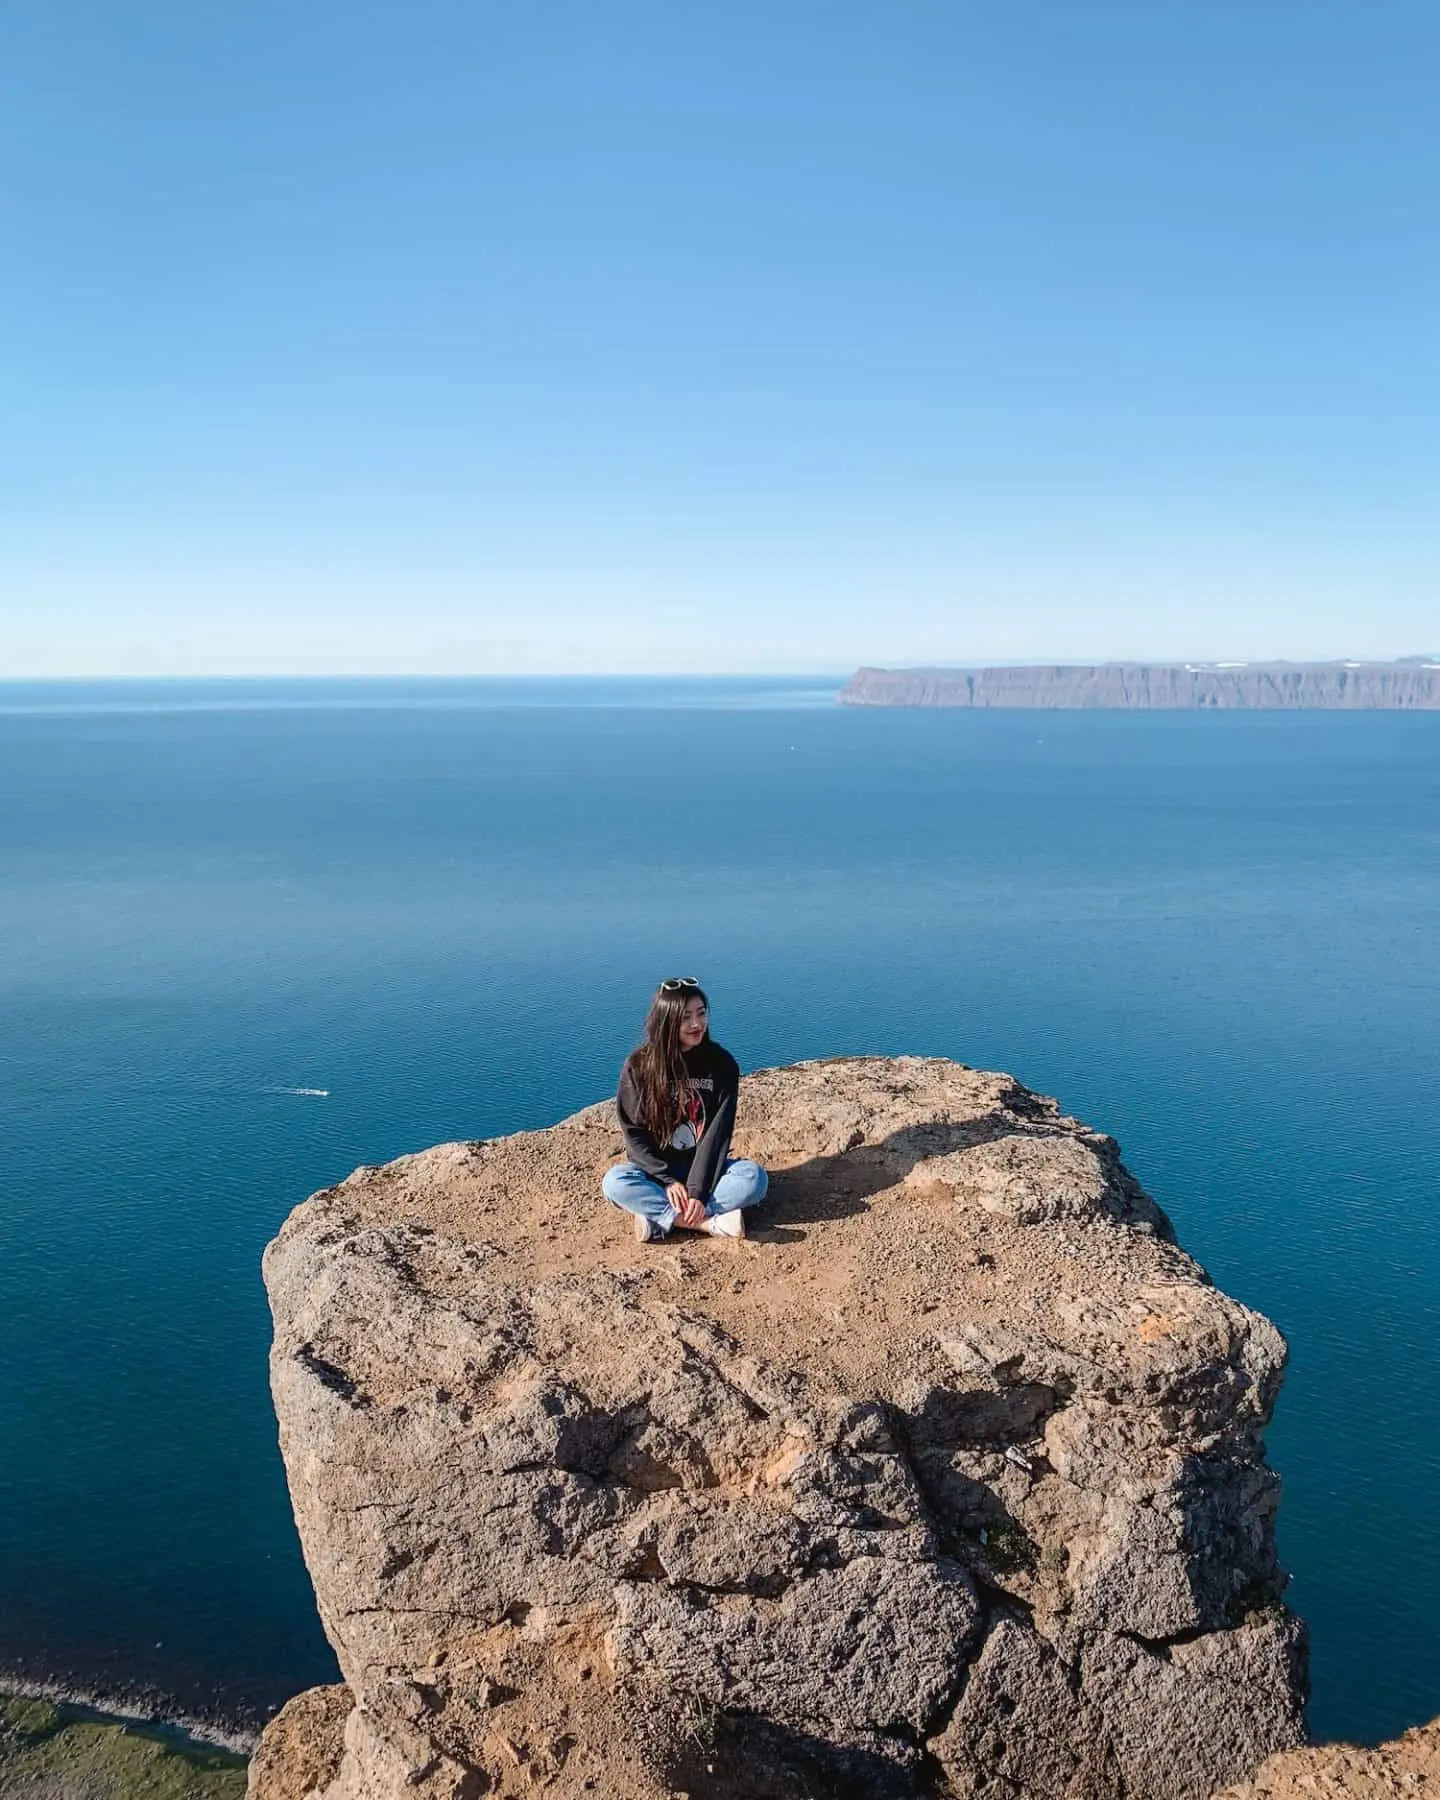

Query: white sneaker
[705,1210,746,1239]
[634,1215,666,1244]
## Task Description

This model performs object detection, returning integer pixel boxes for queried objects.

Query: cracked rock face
[253,1057,1307,1800]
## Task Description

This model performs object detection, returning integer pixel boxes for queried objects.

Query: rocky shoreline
[0,1687,248,1799]
[0,1671,259,1756]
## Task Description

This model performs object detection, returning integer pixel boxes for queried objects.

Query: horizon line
[3,656,1436,683]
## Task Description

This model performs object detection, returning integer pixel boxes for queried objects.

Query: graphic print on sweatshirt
[668,1077,714,1151]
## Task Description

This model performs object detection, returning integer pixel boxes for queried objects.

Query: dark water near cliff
[1,678,1437,1745]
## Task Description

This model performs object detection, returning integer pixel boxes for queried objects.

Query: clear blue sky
[2,2,1437,675]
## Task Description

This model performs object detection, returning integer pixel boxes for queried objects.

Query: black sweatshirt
[616,1038,740,1199]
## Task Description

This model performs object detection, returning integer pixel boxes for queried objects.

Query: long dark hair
[629,981,710,1143]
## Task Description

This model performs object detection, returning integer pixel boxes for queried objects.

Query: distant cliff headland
[840,658,1440,709]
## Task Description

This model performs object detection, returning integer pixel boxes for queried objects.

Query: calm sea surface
[1,678,1437,1744]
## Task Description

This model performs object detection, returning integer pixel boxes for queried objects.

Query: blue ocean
[1,678,1437,1746]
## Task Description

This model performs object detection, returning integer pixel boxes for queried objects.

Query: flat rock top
[272,1056,1260,1428]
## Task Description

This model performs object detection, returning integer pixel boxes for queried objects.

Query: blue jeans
[603,1158,768,1234]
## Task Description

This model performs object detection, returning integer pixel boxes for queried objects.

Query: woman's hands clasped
[665,1181,708,1230]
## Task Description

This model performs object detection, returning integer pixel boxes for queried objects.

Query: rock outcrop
[253,1057,1307,1800]
[1215,1719,1440,1799]
[839,661,1440,709]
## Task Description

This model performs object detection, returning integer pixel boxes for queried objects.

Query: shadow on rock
[757,1113,1019,1235]
[663,1709,921,1800]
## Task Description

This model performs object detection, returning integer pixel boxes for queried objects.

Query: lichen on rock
[252,1056,1307,1800]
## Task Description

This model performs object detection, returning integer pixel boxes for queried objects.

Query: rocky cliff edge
[253,1057,1307,1800]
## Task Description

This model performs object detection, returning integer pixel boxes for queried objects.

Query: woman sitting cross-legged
[603,978,768,1243]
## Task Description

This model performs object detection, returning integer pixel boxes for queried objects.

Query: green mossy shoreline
[0,1692,248,1799]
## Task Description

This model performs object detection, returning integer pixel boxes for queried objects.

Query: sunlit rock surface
[252,1057,1307,1800]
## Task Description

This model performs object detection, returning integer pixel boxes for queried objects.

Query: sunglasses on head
[660,977,702,992]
